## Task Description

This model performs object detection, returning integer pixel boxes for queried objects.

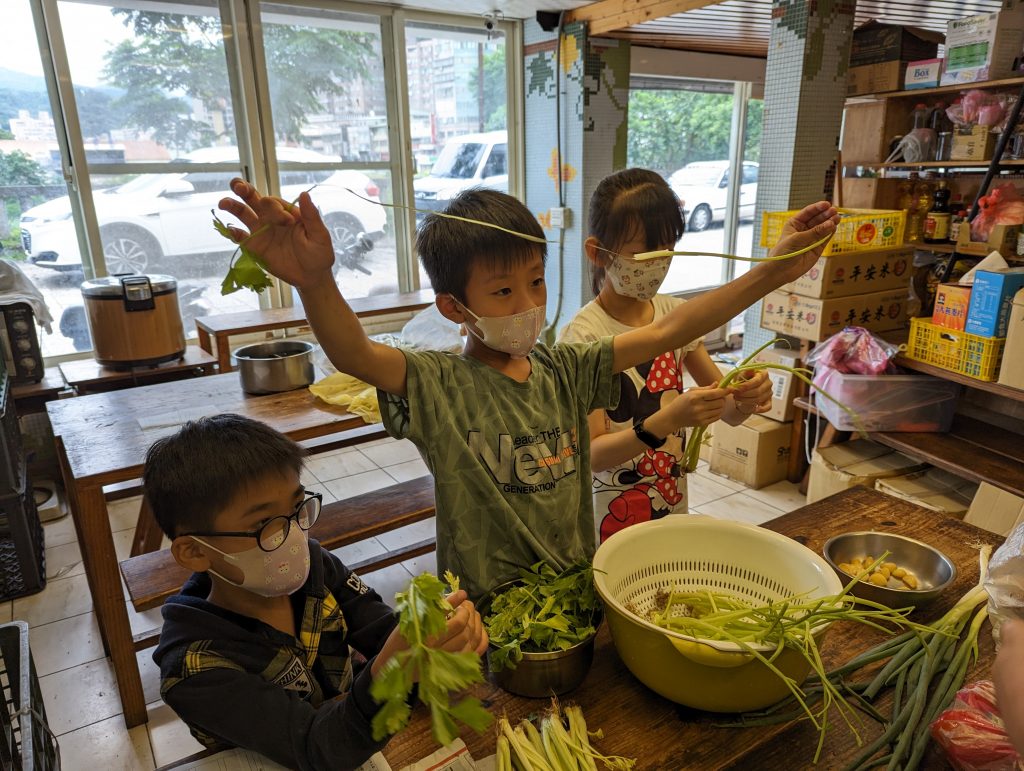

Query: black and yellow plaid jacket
[153,541,399,771]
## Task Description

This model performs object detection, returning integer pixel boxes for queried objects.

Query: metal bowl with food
[480,573,600,698]
[233,340,317,395]
[823,531,956,607]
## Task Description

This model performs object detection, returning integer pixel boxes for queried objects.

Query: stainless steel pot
[233,340,317,395]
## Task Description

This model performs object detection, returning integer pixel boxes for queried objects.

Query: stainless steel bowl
[481,581,599,698]
[233,340,317,395]
[823,531,957,608]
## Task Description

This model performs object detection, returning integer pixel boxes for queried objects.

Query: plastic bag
[948,91,1011,130]
[399,304,464,353]
[986,522,1024,647]
[308,372,381,423]
[931,681,1022,771]
[806,327,900,376]
[971,184,1024,242]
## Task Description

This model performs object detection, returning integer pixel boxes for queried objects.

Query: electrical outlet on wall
[549,207,571,229]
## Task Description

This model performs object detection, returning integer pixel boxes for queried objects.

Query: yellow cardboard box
[932,283,972,331]
[709,416,791,490]
[783,247,913,299]
[761,288,908,342]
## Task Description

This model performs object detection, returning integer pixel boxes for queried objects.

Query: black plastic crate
[0,479,45,602]
[0,621,59,770]
[0,381,25,496]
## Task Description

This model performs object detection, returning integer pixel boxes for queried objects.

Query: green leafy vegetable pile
[370,572,493,746]
[485,561,600,673]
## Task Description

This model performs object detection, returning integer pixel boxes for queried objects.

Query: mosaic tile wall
[523,19,630,340]
[742,0,856,355]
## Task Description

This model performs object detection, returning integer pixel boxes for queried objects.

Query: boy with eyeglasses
[146,414,487,770]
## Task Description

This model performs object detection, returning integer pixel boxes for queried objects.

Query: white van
[413,130,508,220]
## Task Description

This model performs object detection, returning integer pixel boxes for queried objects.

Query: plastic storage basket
[0,621,59,770]
[812,367,961,432]
[904,317,1006,381]
[761,208,906,255]
[0,479,46,603]
[592,517,842,713]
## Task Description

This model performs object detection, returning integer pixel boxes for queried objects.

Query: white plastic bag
[399,304,464,353]
[986,522,1024,646]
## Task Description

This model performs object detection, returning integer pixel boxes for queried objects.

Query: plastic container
[0,621,59,770]
[761,208,906,255]
[813,367,960,432]
[905,317,1006,381]
[592,517,842,713]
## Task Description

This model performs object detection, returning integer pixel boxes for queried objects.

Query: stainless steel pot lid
[80,274,177,297]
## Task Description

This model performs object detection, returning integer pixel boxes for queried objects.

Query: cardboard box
[932,283,972,330]
[956,224,1021,257]
[951,125,996,161]
[875,468,979,516]
[709,416,791,489]
[783,247,912,299]
[848,62,905,96]
[964,482,1024,536]
[941,7,1024,85]
[807,439,927,504]
[848,22,943,96]
[997,288,1024,389]
[965,268,1024,337]
[753,348,802,423]
[761,288,908,342]
[904,58,943,89]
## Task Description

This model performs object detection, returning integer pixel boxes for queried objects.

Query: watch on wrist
[633,418,666,450]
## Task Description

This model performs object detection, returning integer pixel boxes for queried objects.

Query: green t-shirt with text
[378,339,618,600]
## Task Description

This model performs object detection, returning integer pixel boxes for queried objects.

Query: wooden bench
[120,475,436,650]
[196,290,435,371]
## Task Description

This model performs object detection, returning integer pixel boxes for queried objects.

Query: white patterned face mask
[193,524,311,597]
[605,254,671,301]
[458,301,545,358]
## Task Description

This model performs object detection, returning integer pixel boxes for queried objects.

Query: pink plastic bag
[931,681,1022,771]
[806,326,899,376]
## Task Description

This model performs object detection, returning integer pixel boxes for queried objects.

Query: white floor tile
[375,518,436,552]
[13,573,92,627]
[147,700,206,768]
[402,552,437,578]
[56,713,154,771]
[360,563,414,606]
[686,471,740,509]
[45,540,84,580]
[331,537,388,567]
[113,528,135,564]
[43,515,78,549]
[359,439,421,468]
[744,480,807,514]
[127,601,165,640]
[40,658,122,734]
[305,449,379,483]
[693,465,747,493]
[138,648,163,706]
[30,612,104,677]
[108,496,144,533]
[384,459,430,484]
[305,482,338,505]
[323,469,399,502]
[300,466,320,487]
[698,492,785,526]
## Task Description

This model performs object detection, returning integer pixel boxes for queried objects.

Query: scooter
[59,280,212,353]
[333,232,375,278]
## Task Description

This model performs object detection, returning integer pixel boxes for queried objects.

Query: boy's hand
[730,370,773,416]
[427,590,489,656]
[218,178,335,291]
[764,201,840,283]
[663,384,729,428]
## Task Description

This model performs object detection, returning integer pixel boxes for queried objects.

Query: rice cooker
[81,275,186,367]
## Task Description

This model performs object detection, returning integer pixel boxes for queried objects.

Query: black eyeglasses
[183,492,322,552]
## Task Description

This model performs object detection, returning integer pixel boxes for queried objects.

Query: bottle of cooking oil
[908,175,934,244]
[900,173,921,243]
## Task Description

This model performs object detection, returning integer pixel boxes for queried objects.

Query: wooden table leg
[76,482,149,727]
[130,496,164,556]
[215,333,232,372]
[196,326,212,355]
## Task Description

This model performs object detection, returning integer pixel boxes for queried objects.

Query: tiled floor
[17,435,804,770]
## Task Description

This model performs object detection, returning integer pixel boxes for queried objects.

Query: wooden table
[59,345,217,395]
[384,487,1003,770]
[46,373,366,728]
[196,290,434,372]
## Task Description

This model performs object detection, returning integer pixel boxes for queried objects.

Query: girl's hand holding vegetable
[657,384,729,429]
[763,201,840,282]
[217,178,335,291]
[729,369,773,417]
[372,590,488,680]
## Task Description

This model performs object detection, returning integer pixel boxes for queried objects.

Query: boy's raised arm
[612,201,840,374]
[219,179,408,396]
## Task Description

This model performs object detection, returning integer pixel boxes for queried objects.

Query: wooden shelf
[847,160,1024,169]
[895,355,1024,401]
[848,76,1024,102]
[903,241,956,253]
